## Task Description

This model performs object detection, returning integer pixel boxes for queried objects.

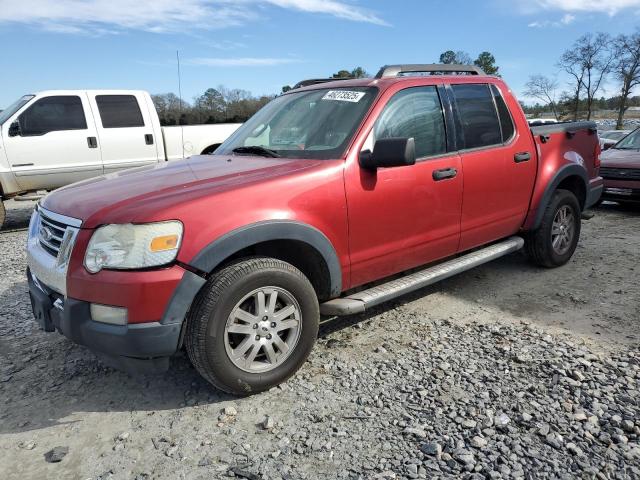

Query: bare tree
[439,50,473,65]
[524,75,560,119]
[152,93,189,125]
[581,33,614,120]
[558,47,584,121]
[613,32,640,129]
[559,33,614,120]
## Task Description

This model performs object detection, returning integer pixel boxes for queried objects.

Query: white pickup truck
[0,90,241,226]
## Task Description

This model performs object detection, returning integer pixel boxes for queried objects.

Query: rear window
[451,84,502,149]
[491,85,515,142]
[96,95,144,128]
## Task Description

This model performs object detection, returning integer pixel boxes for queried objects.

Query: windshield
[216,87,378,160]
[606,131,628,141]
[0,95,34,126]
[613,128,640,149]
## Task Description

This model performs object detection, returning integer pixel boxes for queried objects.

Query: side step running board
[320,236,525,316]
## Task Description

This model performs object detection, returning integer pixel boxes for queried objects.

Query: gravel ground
[0,200,639,480]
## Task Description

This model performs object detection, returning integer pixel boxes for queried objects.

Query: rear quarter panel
[524,123,600,229]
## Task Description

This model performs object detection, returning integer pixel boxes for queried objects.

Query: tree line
[132,38,640,130]
[523,32,640,128]
[152,87,274,126]
[153,52,504,126]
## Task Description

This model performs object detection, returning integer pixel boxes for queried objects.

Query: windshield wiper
[231,146,281,158]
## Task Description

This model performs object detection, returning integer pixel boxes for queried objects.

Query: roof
[287,63,501,95]
[286,74,504,95]
[32,89,149,97]
[288,63,498,94]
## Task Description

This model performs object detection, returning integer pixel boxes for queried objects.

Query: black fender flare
[161,220,342,325]
[531,163,588,230]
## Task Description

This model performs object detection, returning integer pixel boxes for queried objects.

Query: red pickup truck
[26,64,603,395]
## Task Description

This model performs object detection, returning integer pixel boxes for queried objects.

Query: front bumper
[28,269,182,373]
[602,178,640,203]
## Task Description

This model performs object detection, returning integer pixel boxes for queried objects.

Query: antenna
[176,50,185,158]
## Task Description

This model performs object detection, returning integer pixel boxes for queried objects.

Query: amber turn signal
[150,235,179,252]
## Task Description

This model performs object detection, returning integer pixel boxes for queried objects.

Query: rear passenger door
[89,93,160,173]
[345,85,463,288]
[449,83,536,251]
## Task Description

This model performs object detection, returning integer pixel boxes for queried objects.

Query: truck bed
[162,124,242,161]
[530,120,599,180]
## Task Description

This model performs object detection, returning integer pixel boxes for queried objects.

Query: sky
[1,0,640,109]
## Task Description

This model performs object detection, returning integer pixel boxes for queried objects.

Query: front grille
[600,167,640,181]
[38,210,70,258]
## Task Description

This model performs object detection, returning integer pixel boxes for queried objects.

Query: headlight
[84,221,183,273]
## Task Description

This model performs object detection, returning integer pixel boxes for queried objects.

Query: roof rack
[292,78,352,89]
[375,64,485,78]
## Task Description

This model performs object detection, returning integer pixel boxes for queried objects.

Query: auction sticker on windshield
[322,90,366,102]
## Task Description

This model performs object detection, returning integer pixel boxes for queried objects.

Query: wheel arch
[162,220,342,326]
[530,164,588,231]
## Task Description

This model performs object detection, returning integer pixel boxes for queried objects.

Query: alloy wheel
[551,205,575,256]
[223,287,302,373]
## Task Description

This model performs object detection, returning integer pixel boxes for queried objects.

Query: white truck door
[89,93,161,173]
[1,94,102,191]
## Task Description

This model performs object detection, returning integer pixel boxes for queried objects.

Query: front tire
[526,189,581,268]
[186,257,319,395]
[0,201,5,229]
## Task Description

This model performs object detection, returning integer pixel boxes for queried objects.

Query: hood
[42,155,324,228]
[600,148,640,169]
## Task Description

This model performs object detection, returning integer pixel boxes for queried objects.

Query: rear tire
[526,189,581,268]
[186,257,319,396]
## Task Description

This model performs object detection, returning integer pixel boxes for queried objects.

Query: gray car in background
[599,129,632,150]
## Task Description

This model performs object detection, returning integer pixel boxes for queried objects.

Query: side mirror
[359,137,416,170]
[8,121,21,137]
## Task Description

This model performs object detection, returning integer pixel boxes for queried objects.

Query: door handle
[514,152,531,163]
[432,167,457,181]
[145,134,154,145]
[87,137,98,148]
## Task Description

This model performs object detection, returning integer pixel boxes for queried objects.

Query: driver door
[2,94,102,191]
[344,85,463,288]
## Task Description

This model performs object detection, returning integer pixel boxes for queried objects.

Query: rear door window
[373,86,447,159]
[451,84,502,149]
[19,96,87,136]
[96,95,145,128]
[491,85,515,142]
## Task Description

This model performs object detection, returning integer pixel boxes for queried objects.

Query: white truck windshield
[0,95,35,126]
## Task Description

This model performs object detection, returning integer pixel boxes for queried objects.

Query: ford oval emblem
[40,226,54,242]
